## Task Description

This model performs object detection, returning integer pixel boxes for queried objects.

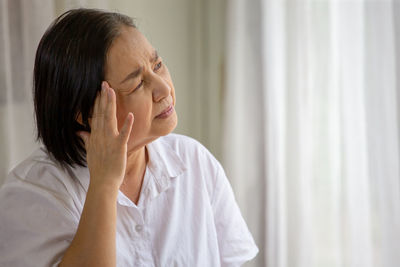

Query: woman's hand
[60,82,131,266]
[79,81,134,190]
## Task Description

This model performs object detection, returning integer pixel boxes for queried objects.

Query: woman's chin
[160,113,178,136]
[128,115,178,150]
[159,112,178,135]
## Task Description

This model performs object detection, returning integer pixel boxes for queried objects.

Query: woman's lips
[155,105,174,119]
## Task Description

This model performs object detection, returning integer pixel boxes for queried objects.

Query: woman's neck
[120,146,148,204]
[125,146,147,177]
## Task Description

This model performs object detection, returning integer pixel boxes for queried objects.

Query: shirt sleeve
[0,179,79,267]
[211,163,259,267]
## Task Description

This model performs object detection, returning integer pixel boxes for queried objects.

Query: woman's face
[105,26,177,152]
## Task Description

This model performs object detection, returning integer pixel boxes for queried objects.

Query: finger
[91,91,101,130]
[118,113,134,144]
[97,82,108,130]
[104,83,118,135]
[100,81,108,112]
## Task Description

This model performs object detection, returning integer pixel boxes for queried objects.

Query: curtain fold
[223,1,400,267]
[223,0,266,266]
[0,0,55,184]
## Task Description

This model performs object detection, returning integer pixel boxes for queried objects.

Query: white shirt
[0,134,258,266]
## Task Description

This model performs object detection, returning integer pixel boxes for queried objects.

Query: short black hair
[33,8,135,167]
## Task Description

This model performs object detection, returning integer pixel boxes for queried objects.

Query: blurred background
[1,0,400,267]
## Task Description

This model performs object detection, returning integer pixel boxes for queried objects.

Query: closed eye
[133,80,144,92]
[154,61,162,71]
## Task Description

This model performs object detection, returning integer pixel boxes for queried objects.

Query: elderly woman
[0,8,258,267]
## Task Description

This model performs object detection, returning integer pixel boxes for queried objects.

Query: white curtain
[0,0,54,184]
[223,1,400,267]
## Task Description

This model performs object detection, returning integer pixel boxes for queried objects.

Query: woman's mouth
[155,105,174,119]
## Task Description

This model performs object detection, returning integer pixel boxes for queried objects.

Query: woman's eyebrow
[120,67,143,84]
[120,50,159,84]
[151,50,159,63]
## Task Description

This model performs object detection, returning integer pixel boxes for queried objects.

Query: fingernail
[101,81,106,92]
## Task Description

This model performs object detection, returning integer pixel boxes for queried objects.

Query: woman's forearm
[59,84,133,266]
[59,183,119,267]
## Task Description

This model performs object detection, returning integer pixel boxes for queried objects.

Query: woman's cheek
[115,110,125,130]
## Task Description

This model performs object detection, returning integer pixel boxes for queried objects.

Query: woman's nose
[151,75,171,102]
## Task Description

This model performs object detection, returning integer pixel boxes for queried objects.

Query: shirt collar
[71,136,186,200]
[147,137,186,179]
[144,137,186,197]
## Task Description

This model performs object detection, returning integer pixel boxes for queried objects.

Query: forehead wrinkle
[105,28,159,87]
[119,49,158,84]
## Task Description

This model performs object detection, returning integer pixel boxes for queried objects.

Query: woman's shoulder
[4,148,68,187]
[1,147,87,209]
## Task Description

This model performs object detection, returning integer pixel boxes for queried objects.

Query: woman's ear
[76,112,83,125]
[75,112,91,133]
[76,112,91,128]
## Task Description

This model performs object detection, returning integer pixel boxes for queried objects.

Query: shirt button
[135,224,143,232]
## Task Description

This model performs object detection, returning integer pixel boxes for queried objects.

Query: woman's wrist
[87,179,120,200]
